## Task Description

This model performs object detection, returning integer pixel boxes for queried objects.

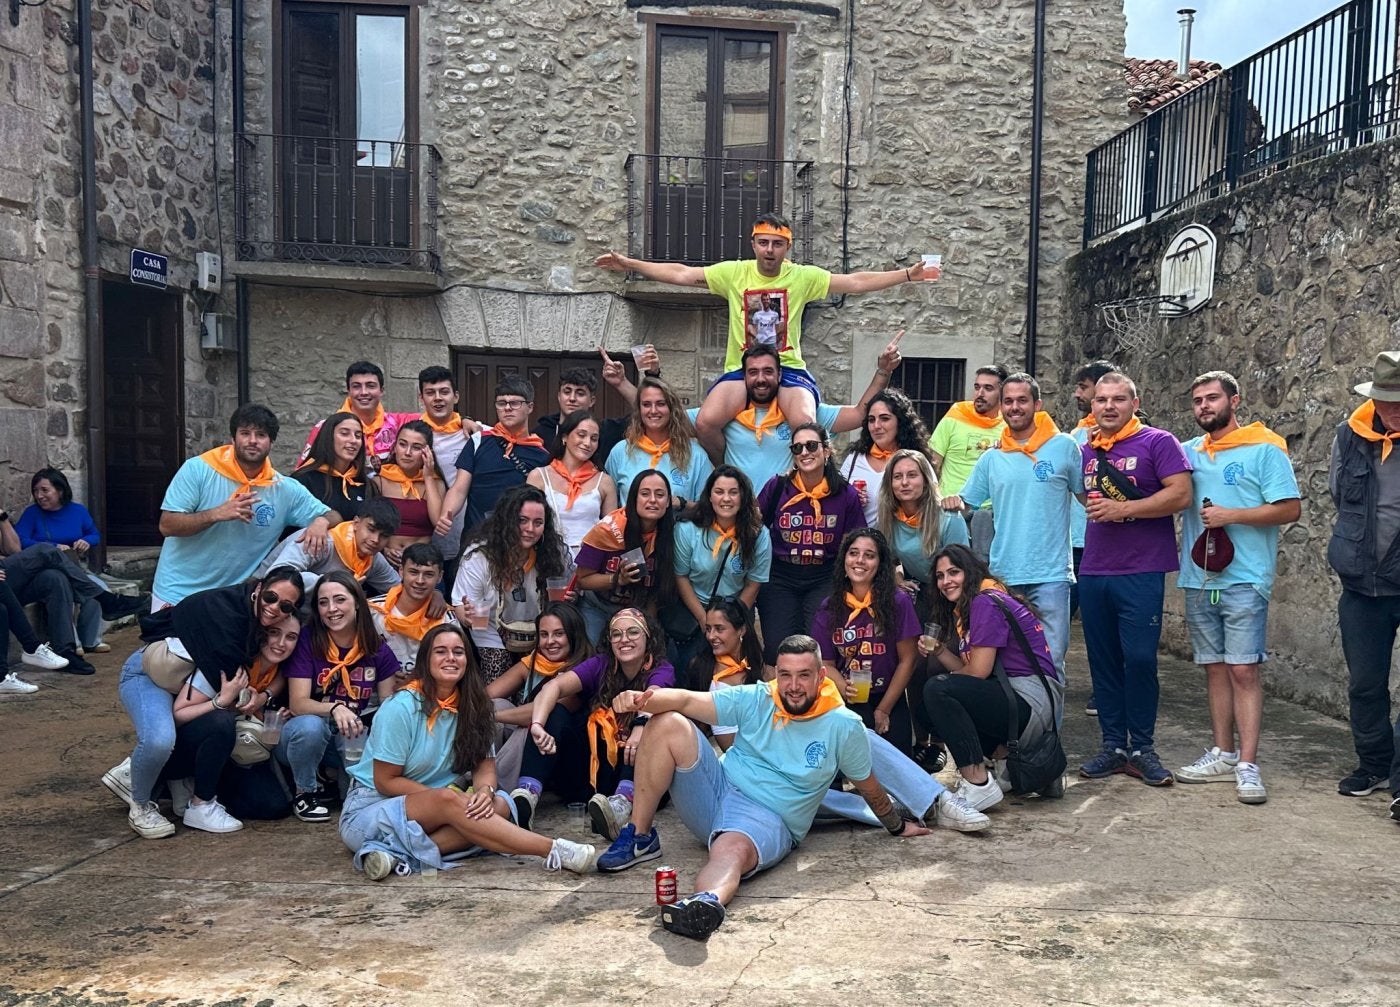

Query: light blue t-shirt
[674,521,772,602]
[605,438,714,504]
[712,683,872,842]
[959,431,1084,585]
[1176,437,1300,597]
[708,402,842,496]
[349,689,460,792]
[1070,423,1091,549]
[152,456,329,604]
[890,512,970,586]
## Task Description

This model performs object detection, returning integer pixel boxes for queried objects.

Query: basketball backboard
[1159,223,1215,314]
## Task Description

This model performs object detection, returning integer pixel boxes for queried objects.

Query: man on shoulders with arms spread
[153,404,334,609]
[587,634,929,939]
[1327,351,1400,822]
[596,212,925,463]
[1173,371,1299,804]
[931,365,1008,562]
[1077,372,1192,787]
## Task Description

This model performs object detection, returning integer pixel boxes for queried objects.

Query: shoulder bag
[659,540,734,646]
[984,593,1066,797]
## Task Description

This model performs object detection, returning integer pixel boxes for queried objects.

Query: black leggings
[0,579,41,663]
[922,674,1031,769]
[161,710,236,801]
[757,560,834,664]
[849,692,913,755]
[519,705,633,801]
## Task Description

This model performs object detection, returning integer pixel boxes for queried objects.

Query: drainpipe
[232,0,250,403]
[1024,0,1047,373]
[78,0,106,562]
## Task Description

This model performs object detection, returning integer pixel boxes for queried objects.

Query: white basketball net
[1098,296,1185,355]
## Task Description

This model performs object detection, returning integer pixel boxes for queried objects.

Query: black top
[139,581,263,681]
[291,466,369,522]
[535,413,630,471]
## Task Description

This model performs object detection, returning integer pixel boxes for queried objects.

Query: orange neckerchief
[768,677,846,728]
[781,475,831,523]
[372,586,443,641]
[869,444,895,461]
[637,434,671,468]
[1200,421,1290,462]
[340,398,386,439]
[999,411,1061,462]
[378,462,425,500]
[484,425,545,458]
[520,548,537,575]
[844,590,875,627]
[247,656,279,694]
[709,522,737,558]
[550,459,598,509]
[525,650,570,678]
[405,679,458,734]
[734,401,784,443]
[315,638,366,701]
[313,462,362,501]
[581,510,656,558]
[587,706,623,787]
[198,445,277,498]
[1090,415,1144,451]
[421,411,463,435]
[895,507,922,529]
[712,654,748,684]
[1349,401,1400,463]
[945,401,1003,430]
[1075,416,1096,430]
[954,580,1012,641]
[329,521,373,578]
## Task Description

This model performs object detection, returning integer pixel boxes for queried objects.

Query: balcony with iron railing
[623,154,814,290]
[234,132,442,290]
[1084,0,1400,245]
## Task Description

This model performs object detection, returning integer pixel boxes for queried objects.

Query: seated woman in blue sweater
[16,467,107,652]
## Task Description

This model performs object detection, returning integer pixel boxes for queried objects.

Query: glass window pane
[722,38,771,158]
[657,33,708,179]
[356,14,405,166]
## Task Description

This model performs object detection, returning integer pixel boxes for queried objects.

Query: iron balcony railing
[1084,0,1399,244]
[624,154,814,266]
[235,132,442,271]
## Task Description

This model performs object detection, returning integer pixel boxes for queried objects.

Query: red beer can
[655,865,678,905]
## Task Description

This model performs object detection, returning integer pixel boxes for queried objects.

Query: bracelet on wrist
[904,268,911,281]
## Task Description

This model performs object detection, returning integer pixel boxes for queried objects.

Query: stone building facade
[1062,136,1400,715]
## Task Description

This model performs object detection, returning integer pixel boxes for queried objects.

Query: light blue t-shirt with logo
[605,438,714,505]
[712,683,872,842]
[674,521,772,602]
[700,403,842,496]
[890,512,970,586]
[959,432,1084,585]
[1176,437,1300,597]
[1070,423,1091,549]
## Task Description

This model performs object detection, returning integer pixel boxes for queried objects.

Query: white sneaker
[168,777,195,816]
[183,799,244,834]
[21,644,68,671]
[128,800,175,839]
[933,789,991,832]
[1235,762,1267,805]
[958,774,1004,811]
[587,792,632,841]
[1175,746,1239,783]
[0,672,38,694]
[363,849,402,881]
[101,758,134,809]
[545,837,597,874]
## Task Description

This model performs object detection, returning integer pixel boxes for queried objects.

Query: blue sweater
[15,501,101,549]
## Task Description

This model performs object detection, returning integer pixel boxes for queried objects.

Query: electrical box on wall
[201,313,236,352]
[195,251,222,293]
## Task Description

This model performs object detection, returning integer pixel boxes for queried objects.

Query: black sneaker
[1084,694,1098,717]
[293,793,332,822]
[1338,769,1390,797]
[98,592,149,620]
[912,742,947,773]
[56,649,96,676]
[660,893,726,940]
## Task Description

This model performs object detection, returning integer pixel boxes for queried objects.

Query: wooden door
[103,281,183,546]
[453,352,639,428]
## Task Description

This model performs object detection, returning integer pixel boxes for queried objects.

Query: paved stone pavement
[1,626,1396,1006]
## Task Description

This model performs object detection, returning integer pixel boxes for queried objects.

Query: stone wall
[1062,136,1400,715]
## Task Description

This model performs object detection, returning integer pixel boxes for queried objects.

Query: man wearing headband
[595,212,925,463]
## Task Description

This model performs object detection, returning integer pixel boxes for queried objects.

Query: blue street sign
[130,248,169,290]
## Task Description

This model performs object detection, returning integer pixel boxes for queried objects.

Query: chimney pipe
[1177,8,1196,80]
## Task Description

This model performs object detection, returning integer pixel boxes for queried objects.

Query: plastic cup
[568,801,587,821]
[260,707,283,746]
[338,730,367,765]
[547,576,570,602]
[630,344,648,369]
[466,608,490,631]
[920,621,943,652]
[849,663,873,704]
[921,253,943,281]
[619,547,647,575]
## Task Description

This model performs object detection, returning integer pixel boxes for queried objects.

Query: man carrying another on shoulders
[930,365,1008,562]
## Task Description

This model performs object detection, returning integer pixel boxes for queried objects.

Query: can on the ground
[655,865,678,905]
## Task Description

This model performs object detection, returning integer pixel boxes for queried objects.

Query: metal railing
[235,132,442,271]
[1085,0,1399,244]
[624,154,814,265]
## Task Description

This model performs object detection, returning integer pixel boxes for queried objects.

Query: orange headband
[752,222,793,241]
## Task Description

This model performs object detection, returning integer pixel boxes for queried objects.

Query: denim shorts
[670,722,794,877]
[1183,583,1270,665]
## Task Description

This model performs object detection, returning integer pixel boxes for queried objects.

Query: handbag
[231,716,273,766]
[141,639,197,693]
[496,573,544,654]
[659,540,733,645]
[985,593,1067,796]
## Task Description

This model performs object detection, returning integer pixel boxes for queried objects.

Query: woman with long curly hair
[338,623,597,880]
[292,411,374,521]
[514,608,674,840]
[452,484,568,683]
[811,528,920,753]
[840,389,933,526]
[604,375,712,510]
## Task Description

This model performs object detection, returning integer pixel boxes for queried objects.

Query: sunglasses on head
[259,589,299,616]
[789,440,824,455]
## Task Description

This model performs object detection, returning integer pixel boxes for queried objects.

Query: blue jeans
[1337,590,1400,785]
[1011,581,1071,679]
[117,648,175,804]
[1080,573,1165,752]
[816,729,944,825]
[275,713,343,794]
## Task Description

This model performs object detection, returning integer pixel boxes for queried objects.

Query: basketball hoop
[1097,294,1189,355]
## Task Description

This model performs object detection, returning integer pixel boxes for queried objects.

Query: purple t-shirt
[758,476,866,567]
[570,653,676,700]
[1080,427,1191,575]
[812,591,919,698]
[959,591,1058,680]
[283,630,401,711]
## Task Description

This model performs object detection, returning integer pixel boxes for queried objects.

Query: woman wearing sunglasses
[104,567,307,840]
[754,422,865,663]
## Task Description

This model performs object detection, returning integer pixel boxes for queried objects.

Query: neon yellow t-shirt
[929,410,1006,498]
[705,259,831,371]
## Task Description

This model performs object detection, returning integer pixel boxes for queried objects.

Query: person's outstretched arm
[828,260,926,295]
[595,251,707,288]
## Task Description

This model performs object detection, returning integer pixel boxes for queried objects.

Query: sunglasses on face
[789,441,824,455]
[259,590,299,616]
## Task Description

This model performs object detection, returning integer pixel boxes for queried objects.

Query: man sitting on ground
[257,498,403,597]
[369,542,456,671]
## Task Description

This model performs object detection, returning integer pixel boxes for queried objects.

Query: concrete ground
[1,626,1396,1007]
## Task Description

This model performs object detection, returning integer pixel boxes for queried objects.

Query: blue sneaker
[661,892,726,940]
[1126,748,1173,786]
[1079,747,1129,779]
[597,822,661,873]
